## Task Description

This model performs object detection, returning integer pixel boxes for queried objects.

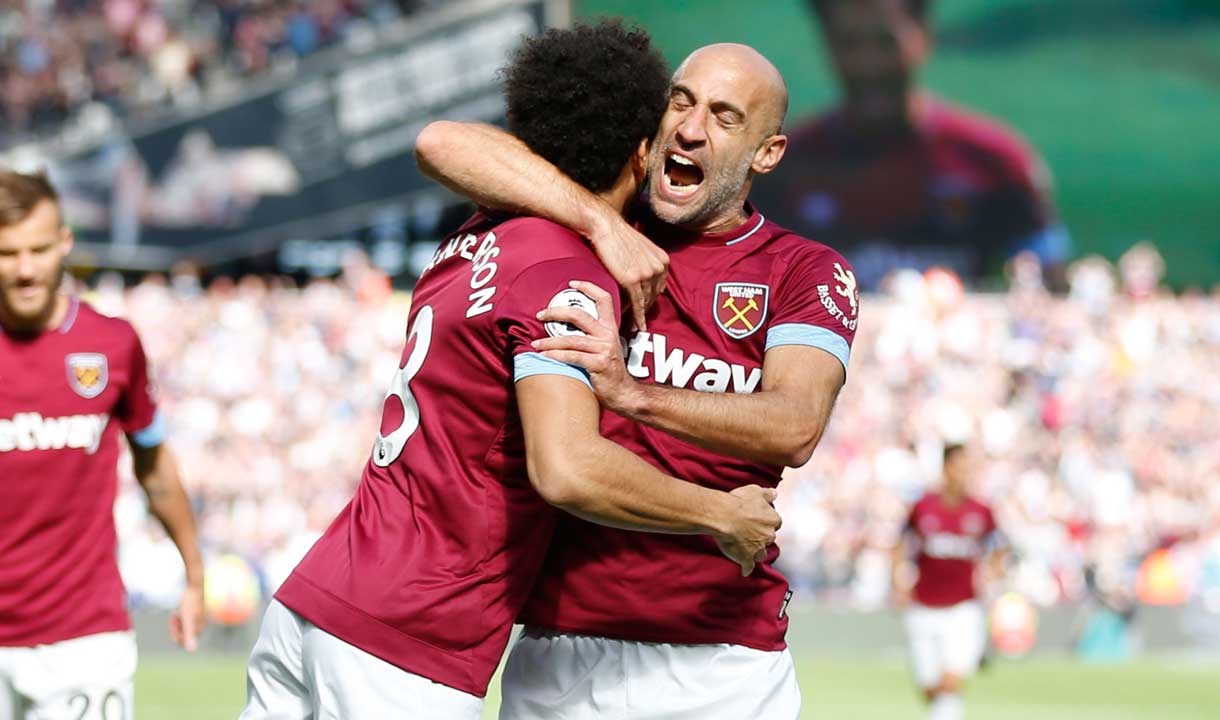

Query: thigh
[942,601,986,679]
[499,629,625,720]
[299,619,482,720]
[905,606,945,689]
[624,642,801,720]
[240,601,312,720]
[13,632,136,720]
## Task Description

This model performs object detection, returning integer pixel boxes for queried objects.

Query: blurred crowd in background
[91,245,1220,617]
[778,245,1220,615]
[0,0,433,143]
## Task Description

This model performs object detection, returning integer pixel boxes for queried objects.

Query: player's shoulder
[481,214,602,281]
[913,491,942,513]
[760,215,853,271]
[70,300,140,345]
[489,214,588,255]
[926,98,1042,179]
[964,495,995,515]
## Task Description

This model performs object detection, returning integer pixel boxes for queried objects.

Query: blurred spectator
[0,0,423,146]
[759,0,1070,289]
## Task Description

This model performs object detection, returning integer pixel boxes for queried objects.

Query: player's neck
[940,488,965,507]
[697,210,751,235]
[598,185,634,217]
[0,294,70,336]
[599,159,646,217]
[688,192,753,235]
[845,92,925,138]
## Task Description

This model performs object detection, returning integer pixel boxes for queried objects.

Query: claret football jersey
[519,204,859,652]
[276,212,621,697]
[0,298,163,647]
[906,492,998,607]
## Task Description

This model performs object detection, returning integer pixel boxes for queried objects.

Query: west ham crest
[714,283,769,340]
[66,353,108,399]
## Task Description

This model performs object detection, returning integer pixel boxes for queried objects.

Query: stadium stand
[0,0,435,145]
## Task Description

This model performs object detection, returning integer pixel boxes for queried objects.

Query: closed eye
[711,102,745,129]
[716,112,742,128]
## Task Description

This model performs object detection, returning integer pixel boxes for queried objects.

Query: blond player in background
[0,170,204,720]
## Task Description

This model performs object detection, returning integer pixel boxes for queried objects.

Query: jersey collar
[0,295,78,337]
[58,295,80,334]
[710,205,767,246]
[641,203,767,249]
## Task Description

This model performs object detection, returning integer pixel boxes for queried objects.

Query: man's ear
[751,134,788,176]
[59,224,74,257]
[633,138,650,185]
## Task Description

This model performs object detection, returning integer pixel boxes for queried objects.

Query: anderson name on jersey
[275,211,622,698]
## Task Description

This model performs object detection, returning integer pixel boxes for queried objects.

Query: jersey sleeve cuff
[129,410,166,448]
[765,323,850,374]
[513,352,592,390]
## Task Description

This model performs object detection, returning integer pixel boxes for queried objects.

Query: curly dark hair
[502,20,669,193]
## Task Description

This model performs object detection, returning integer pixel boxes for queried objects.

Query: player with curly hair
[238,21,782,720]
[416,39,859,719]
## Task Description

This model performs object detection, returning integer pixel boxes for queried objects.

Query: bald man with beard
[415,43,860,719]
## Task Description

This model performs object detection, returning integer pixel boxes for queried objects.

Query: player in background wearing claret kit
[0,170,204,720]
[892,443,1008,720]
[240,23,781,720]
[417,43,857,720]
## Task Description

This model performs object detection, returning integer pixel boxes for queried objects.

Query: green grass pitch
[135,652,1219,719]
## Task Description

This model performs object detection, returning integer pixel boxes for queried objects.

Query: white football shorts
[499,627,801,720]
[0,630,136,720]
[903,600,986,688]
[240,600,483,720]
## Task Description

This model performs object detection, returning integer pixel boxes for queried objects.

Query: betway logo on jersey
[0,413,109,454]
[624,332,761,393]
[923,532,982,560]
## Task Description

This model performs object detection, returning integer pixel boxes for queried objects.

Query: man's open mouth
[662,152,705,197]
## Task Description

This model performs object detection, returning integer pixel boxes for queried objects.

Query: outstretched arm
[130,442,205,650]
[414,121,667,329]
[416,122,606,235]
